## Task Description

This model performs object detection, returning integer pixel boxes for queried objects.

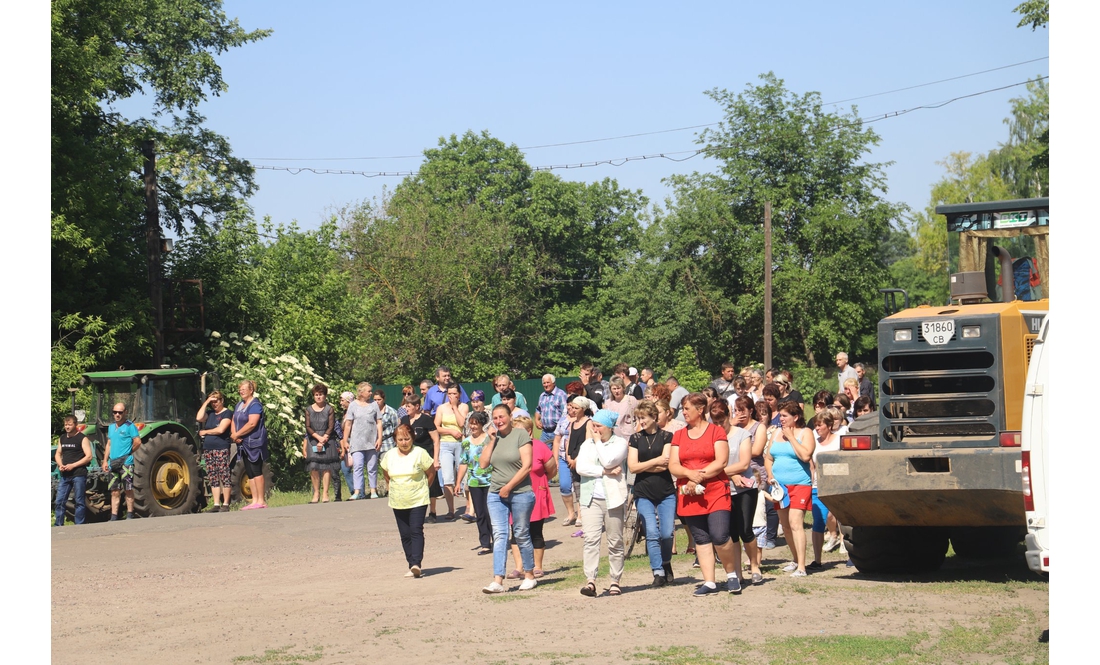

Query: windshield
[96,378,196,425]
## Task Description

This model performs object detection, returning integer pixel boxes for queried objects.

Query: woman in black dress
[303,384,339,503]
[564,395,593,538]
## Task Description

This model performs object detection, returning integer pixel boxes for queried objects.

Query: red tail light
[76,424,86,433]
[135,422,146,431]
[1021,450,1034,512]
[840,435,872,451]
[999,431,1021,447]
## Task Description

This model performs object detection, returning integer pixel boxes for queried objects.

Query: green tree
[614,73,903,372]
[51,0,269,371]
[341,131,644,383]
[165,217,376,379]
[989,78,1049,198]
[1014,0,1049,30]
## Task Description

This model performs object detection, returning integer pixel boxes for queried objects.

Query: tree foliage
[341,131,645,383]
[599,73,902,372]
[165,217,377,379]
[1014,0,1049,30]
[51,0,269,373]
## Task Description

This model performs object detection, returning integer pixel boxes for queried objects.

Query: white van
[1022,315,1049,574]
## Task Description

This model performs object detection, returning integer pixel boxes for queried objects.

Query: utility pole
[764,202,772,370]
[143,139,164,368]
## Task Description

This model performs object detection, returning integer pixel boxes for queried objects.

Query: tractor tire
[842,525,949,574]
[132,432,202,517]
[230,458,274,505]
[949,527,1025,559]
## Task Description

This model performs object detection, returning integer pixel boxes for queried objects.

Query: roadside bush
[200,332,325,491]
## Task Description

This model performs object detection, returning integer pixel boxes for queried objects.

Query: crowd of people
[54,358,876,598]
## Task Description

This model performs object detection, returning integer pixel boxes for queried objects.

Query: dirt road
[52,495,1048,664]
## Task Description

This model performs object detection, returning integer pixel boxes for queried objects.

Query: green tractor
[51,368,273,521]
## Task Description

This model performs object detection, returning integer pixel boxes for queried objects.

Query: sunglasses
[402,391,413,395]
[112,410,125,415]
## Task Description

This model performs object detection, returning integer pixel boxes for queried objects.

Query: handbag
[109,456,125,474]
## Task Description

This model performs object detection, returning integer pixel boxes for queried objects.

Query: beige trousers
[581,497,626,583]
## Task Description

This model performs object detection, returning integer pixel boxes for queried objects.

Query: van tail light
[840,435,873,451]
[1000,431,1021,447]
[1021,450,1034,512]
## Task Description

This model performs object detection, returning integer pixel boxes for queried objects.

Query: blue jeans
[556,456,573,495]
[488,490,535,577]
[340,457,354,495]
[635,493,676,573]
[55,475,87,526]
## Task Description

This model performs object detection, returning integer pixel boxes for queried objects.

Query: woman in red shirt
[669,393,742,596]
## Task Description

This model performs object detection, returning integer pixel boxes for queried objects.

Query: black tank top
[59,432,88,477]
[567,417,589,461]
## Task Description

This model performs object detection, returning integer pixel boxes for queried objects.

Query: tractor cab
[83,368,209,442]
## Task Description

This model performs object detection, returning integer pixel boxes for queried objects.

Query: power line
[824,57,1047,105]
[242,58,1047,162]
[251,77,1047,179]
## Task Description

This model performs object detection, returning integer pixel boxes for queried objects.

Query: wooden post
[764,201,772,371]
[142,139,164,368]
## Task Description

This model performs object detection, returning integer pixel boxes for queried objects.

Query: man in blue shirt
[422,365,469,415]
[101,402,141,520]
[534,374,567,447]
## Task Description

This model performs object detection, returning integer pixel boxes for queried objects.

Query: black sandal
[476,548,492,556]
[608,583,622,596]
[580,581,597,597]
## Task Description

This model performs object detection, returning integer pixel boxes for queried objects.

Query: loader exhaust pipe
[991,245,1015,303]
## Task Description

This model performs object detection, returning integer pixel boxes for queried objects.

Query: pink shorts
[785,484,812,511]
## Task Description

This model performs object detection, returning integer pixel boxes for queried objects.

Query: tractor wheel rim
[152,451,191,506]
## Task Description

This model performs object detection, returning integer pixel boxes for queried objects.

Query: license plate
[922,319,954,345]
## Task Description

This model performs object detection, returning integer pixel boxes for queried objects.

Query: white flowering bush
[201,331,327,489]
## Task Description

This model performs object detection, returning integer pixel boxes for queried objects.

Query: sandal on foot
[580,581,597,597]
[608,583,622,596]
[533,568,544,578]
[562,516,576,527]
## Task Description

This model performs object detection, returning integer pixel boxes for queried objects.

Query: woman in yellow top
[434,383,468,520]
[380,424,436,578]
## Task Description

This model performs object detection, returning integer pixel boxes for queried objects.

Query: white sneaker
[782,562,798,572]
[824,536,842,553]
[791,569,807,578]
[482,582,505,594]
[518,578,537,591]
[404,570,414,578]
[410,565,422,578]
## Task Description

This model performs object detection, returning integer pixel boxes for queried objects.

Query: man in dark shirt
[54,415,93,526]
[585,366,608,409]
[855,363,876,409]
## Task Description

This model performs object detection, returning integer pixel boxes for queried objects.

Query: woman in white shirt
[576,409,629,597]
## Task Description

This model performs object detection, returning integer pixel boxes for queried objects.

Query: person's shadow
[420,566,461,576]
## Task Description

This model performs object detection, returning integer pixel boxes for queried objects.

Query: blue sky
[114,1,1049,229]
